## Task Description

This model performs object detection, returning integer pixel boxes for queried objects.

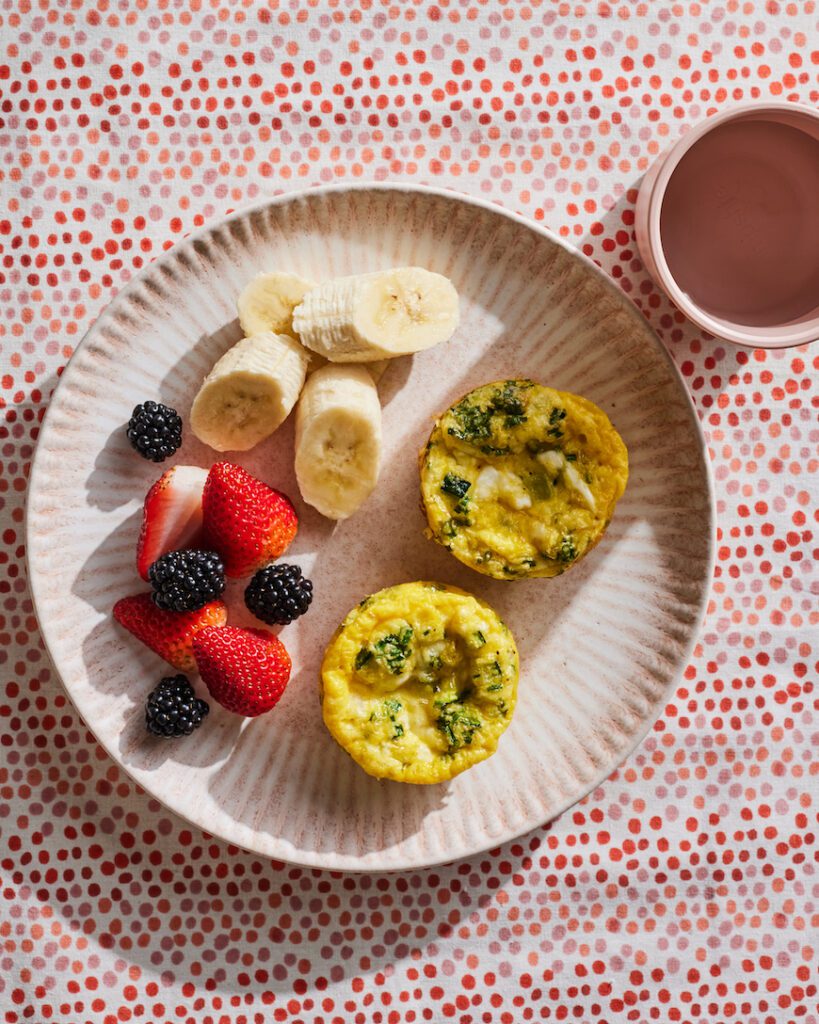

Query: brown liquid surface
[660,119,819,327]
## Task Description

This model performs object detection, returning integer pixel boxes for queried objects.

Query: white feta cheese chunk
[535,449,595,510]
[563,461,596,511]
[473,465,502,500]
[536,449,564,475]
[474,466,532,510]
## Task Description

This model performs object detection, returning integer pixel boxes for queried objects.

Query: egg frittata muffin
[420,379,628,580]
[321,582,518,784]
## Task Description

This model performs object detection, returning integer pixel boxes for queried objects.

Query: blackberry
[244,563,313,625]
[149,549,225,612]
[127,401,182,462]
[145,675,209,737]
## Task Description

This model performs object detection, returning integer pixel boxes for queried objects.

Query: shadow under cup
[636,103,819,348]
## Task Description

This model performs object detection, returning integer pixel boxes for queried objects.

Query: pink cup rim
[646,101,819,349]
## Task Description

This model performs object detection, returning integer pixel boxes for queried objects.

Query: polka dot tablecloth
[1,3,817,1022]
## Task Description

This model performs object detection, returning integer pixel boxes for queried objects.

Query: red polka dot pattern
[2,4,818,1022]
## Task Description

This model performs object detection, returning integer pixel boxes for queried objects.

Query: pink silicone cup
[635,102,819,349]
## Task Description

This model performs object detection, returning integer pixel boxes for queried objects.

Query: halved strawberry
[192,626,292,717]
[136,465,208,580]
[113,593,227,672]
[202,462,298,578]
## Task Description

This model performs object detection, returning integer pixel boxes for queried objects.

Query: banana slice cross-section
[190,331,309,452]
[237,271,316,338]
[295,364,382,520]
[292,266,459,363]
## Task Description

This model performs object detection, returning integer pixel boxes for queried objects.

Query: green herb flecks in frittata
[447,400,493,444]
[558,535,577,563]
[436,697,483,750]
[441,473,471,499]
[490,382,528,427]
[354,647,373,670]
[369,696,405,740]
[372,626,414,675]
[547,406,567,439]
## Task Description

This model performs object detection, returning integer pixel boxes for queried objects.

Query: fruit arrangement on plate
[115,266,628,783]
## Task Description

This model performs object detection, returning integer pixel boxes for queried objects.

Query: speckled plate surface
[26,184,714,871]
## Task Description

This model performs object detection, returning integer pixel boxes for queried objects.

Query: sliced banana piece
[292,267,459,362]
[237,271,315,337]
[190,332,309,452]
[295,364,382,520]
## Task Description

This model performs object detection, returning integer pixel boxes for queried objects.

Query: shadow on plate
[70,506,240,772]
[72,509,142,613]
[205,661,453,862]
[157,317,242,412]
[117,693,243,771]
[373,353,414,408]
[84,422,141,512]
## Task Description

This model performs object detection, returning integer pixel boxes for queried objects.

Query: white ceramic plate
[27,184,714,871]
